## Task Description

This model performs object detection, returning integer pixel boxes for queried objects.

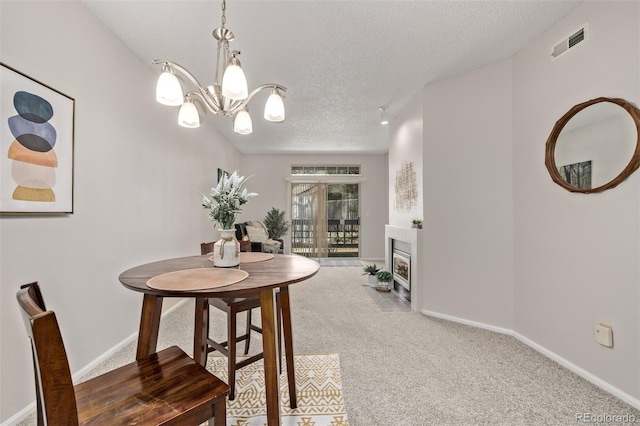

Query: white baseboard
[421,309,640,411]
[421,309,513,335]
[513,332,640,410]
[2,299,189,426]
[1,403,35,426]
[360,258,384,265]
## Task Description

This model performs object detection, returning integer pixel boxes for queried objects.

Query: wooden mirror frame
[545,97,640,193]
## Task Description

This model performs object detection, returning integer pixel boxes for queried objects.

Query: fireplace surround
[384,225,423,312]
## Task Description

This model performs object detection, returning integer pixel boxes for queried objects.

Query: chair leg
[280,286,297,408]
[276,291,282,375]
[244,309,252,355]
[213,398,226,425]
[228,310,237,401]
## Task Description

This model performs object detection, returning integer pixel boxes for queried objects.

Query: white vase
[368,275,378,287]
[213,229,240,267]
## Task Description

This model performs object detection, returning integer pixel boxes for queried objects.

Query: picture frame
[1,63,75,214]
[557,160,592,190]
[217,167,229,183]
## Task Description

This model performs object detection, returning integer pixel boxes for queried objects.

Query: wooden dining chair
[17,282,229,425]
[201,241,272,400]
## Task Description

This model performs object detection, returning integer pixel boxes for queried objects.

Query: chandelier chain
[221,0,226,28]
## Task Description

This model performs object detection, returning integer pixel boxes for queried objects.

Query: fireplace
[392,248,411,301]
[385,225,421,312]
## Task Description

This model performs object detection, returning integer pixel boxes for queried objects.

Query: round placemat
[147,268,249,291]
[239,252,275,263]
[208,252,274,264]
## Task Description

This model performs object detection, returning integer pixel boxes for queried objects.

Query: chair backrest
[201,241,215,255]
[17,282,79,425]
[235,223,247,240]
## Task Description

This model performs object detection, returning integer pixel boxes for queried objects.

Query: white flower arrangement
[201,170,258,230]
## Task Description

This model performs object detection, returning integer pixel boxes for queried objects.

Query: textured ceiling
[83,0,579,154]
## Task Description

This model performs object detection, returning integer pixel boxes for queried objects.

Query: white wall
[513,0,640,400]
[388,92,423,227]
[0,2,240,422]
[392,0,640,404]
[240,154,388,260]
[420,59,515,329]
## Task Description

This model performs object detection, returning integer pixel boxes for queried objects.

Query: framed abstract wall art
[1,63,75,214]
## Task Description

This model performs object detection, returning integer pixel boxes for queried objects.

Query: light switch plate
[595,323,613,348]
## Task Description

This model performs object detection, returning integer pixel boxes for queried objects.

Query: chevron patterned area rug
[207,353,348,426]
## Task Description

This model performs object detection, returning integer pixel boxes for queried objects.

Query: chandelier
[153,0,286,135]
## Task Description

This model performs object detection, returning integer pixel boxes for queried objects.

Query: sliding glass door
[291,183,359,258]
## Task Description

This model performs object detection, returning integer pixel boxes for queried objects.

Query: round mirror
[545,97,640,193]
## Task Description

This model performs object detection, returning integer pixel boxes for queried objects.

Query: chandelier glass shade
[178,97,200,128]
[264,89,285,122]
[221,56,248,100]
[153,0,286,135]
[156,67,184,107]
[233,108,252,134]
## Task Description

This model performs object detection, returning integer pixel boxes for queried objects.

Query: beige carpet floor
[18,265,640,425]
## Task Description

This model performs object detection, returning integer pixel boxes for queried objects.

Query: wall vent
[551,25,587,59]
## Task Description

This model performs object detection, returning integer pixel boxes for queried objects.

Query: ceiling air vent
[551,25,587,59]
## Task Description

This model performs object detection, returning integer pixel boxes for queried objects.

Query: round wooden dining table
[119,253,320,426]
